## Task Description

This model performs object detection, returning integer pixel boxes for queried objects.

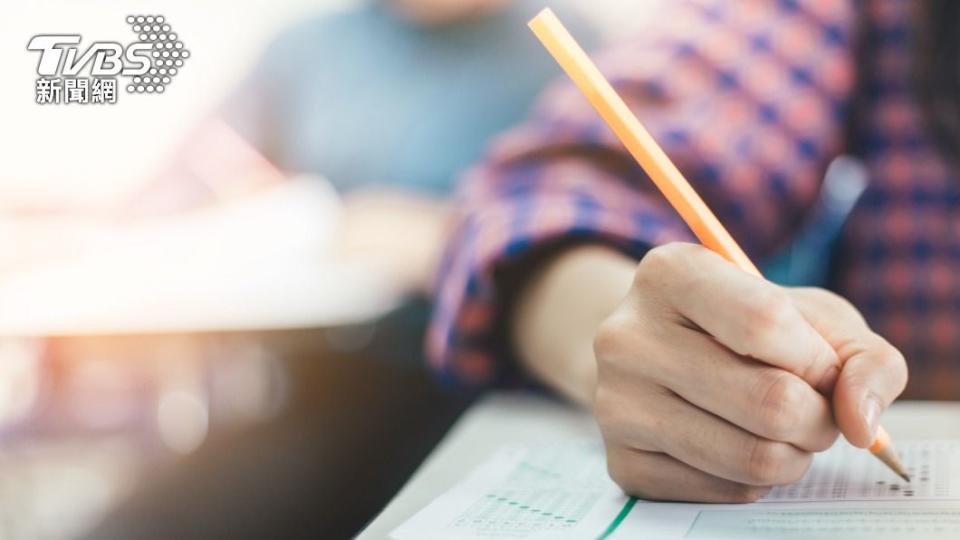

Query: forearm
[511,245,637,406]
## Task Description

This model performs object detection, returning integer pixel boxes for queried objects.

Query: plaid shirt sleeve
[428,0,858,387]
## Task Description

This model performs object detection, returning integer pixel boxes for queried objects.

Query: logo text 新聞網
[27,15,190,105]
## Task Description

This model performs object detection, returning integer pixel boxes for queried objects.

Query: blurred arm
[428,0,857,390]
[512,245,635,405]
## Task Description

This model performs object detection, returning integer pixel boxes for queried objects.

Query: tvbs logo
[27,15,189,105]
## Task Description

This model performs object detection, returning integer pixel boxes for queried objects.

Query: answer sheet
[392,439,960,539]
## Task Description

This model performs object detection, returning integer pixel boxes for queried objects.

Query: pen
[528,7,910,483]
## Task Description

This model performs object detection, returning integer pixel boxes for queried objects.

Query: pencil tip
[900,473,911,483]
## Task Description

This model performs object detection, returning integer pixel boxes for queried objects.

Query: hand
[593,242,907,502]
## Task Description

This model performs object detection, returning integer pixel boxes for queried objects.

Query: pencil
[527,7,909,483]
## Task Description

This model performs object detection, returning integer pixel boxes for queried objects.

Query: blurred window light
[32,462,115,539]
[0,437,140,540]
[210,338,287,425]
[67,358,141,430]
[0,339,42,427]
[156,388,209,454]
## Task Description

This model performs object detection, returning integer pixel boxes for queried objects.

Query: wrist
[511,244,637,405]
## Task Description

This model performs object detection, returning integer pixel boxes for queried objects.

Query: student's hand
[592,242,908,503]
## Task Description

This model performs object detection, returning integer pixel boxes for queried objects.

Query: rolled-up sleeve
[428,0,858,387]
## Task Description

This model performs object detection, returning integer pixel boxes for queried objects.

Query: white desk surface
[0,179,402,337]
[358,392,960,539]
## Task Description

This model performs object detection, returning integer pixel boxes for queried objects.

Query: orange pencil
[527,7,909,482]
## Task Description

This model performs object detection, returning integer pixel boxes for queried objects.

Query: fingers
[605,446,771,503]
[594,250,907,505]
[654,325,838,452]
[637,243,840,391]
[598,386,812,486]
[833,336,908,447]
[787,288,909,448]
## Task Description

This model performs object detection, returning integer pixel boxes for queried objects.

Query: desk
[359,392,960,539]
[0,178,401,337]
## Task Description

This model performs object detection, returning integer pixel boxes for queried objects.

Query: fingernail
[861,394,883,440]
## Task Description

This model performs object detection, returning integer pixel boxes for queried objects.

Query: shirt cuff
[427,175,693,389]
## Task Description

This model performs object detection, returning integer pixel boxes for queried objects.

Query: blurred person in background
[431,0,960,505]
[131,0,598,293]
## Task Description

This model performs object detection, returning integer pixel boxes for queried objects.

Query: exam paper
[390,442,624,540]
[392,440,960,540]
[764,440,956,501]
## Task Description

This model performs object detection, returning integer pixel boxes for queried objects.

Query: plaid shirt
[429,0,960,399]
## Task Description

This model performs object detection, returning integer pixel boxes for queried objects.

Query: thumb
[832,338,908,448]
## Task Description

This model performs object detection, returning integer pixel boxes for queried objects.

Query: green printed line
[597,497,637,540]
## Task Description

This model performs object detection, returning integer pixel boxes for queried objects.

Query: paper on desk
[391,441,625,540]
[392,440,960,540]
